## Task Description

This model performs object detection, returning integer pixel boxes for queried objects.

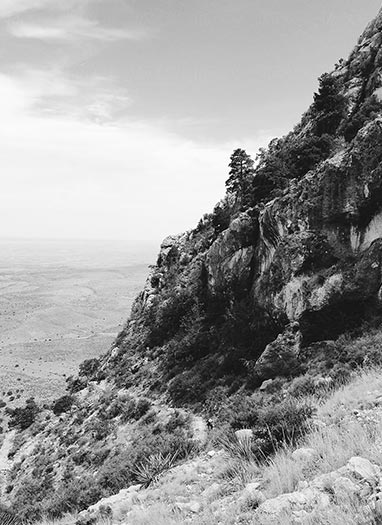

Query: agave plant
[132,450,179,488]
[0,507,23,525]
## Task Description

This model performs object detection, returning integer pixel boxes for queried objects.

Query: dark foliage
[341,95,382,141]
[312,73,346,135]
[211,202,231,234]
[79,358,100,379]
[225,148,255,195]
[7,398,40,431]
[52,395,75,416]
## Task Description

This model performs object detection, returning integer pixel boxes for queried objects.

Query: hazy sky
[0,0,381,242]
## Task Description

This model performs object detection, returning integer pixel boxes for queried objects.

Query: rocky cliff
[4,7,382,521]
[96,7,382,402]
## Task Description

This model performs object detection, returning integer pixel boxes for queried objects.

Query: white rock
[346,456,380,486]
[332,476,359,497]
[202,482,222,501]
[176,501,202,513]
[291,447,317,463]
[260,379,273,391]
[240,482,265,509]
[125,483,142,493]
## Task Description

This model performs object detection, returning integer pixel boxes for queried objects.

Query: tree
[225,149,255,195]
[312,73,345,135]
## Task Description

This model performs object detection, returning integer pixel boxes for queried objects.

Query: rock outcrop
[254,456,382,524]
[102,7,382,400]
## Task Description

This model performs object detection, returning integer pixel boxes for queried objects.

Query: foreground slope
[50,365,382,524]
[3,6,382,522]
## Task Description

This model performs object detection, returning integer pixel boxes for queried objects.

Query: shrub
[52,395,75,416]
[7,398,40,431]
[211,202,231,234]
[254,399,314,456]
[221,396,314,461]
[288,374,317,397]
[66,376,87,393]
[341,95,382,142]
[146,290,196,347]
[79,358,100,378]
[120,397,151,423]
[168,368,210,406]
[41,476,103,519]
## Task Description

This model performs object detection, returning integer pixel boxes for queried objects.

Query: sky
[0,0,381,242]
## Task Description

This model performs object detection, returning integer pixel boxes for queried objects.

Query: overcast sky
[0,0,381,242]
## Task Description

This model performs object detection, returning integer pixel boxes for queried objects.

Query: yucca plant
[132,451,179,488]
[218,432,260,462]
[0,507,23,525]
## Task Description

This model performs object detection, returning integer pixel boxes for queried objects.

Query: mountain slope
[99,6,382,403]
[3,6,382,521]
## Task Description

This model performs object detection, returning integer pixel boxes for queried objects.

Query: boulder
[78,486,141,522]
[332,476,360,497]
[259,379,273,391]
[346,456,380,486]
[240,482,265,509]
[175,500,202,513]
[202,482,223,502]
[291,447,318,464]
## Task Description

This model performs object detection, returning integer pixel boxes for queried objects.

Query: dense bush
[51,395,75,416]
[145,290,197,347]
[287,374,318,397]
[168,368,210,406]
[66,376,87,394]
[120,396,151,423]
[97,423,195,493]
[220,396,314,461]
[255,399,314,454]
[245,131,335,207]
[41,476,103,519]
[341,95,382,141]
[79,358,100,378]
[7,398,40,431]
[211,202,231,234]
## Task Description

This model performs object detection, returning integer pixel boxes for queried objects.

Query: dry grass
[36,367,382,525]
[217,431,261,487]
[36,517,112,525]
[122,503,183,525]
[262,367,382,500]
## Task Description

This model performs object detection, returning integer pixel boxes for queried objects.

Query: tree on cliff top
[312,73,345,135]
[225,148,255,195]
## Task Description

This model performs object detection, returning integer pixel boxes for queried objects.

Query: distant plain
[0,239,157,405]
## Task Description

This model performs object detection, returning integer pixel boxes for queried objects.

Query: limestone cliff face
[103,8,382,395]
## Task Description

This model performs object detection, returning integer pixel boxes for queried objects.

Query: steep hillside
[99,6,382,403]
[3,7,382,522]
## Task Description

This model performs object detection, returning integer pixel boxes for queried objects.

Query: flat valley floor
[0,240,157,406]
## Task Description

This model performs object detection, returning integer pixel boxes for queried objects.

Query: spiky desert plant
[218,432,259,462]
[132,451,179,488]
[0,507,23,525]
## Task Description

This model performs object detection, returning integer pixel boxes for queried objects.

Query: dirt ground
[0,240,156,406]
